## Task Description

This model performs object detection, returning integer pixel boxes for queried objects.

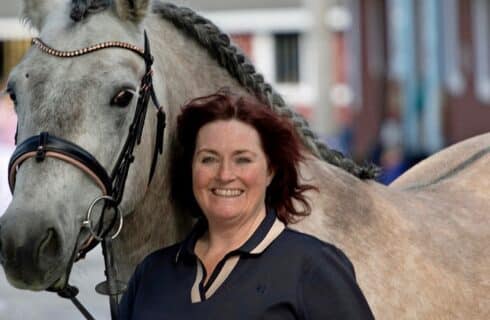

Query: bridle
[7,32,165,320]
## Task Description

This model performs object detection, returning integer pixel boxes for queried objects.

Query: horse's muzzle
[0,211,64,290]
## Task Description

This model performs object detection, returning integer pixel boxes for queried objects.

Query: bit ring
[84,196,123,240]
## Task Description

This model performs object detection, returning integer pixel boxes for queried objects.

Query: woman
[119,91,374,319]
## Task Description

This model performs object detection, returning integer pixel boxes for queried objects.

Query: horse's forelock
[67,0,151,23]
[70,0,113,22]
[114,0,150,23]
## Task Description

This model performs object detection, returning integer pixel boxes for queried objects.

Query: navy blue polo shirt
[118,210,374,319]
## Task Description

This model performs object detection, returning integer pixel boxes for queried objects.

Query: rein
[7,32,165,320]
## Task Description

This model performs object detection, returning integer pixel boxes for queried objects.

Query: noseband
[7,32,165,320]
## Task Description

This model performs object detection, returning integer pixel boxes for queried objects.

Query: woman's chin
[206,210,242,223]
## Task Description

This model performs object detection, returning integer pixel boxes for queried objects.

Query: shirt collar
[175,209,285,263]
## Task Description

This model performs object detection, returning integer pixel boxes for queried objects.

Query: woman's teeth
[212,188,243,197]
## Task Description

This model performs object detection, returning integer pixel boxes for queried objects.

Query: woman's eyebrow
[195,148,219,155]
[195,149,257,157]
[233,150,257,156]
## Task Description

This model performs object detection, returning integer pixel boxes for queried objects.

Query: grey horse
[1,0,489,319]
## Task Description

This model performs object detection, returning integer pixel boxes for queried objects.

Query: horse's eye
[111,89,134,108]
[6,85,17,105]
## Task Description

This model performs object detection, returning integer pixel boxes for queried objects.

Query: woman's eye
[201,156,217,164]
[236,157,252,164]
[111,89,134,108]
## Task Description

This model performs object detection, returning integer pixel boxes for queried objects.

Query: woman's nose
[217,160,235,181]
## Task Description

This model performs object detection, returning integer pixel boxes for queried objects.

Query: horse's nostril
[38,228,60,260]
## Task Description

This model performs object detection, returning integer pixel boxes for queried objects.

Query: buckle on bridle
[36,132,49,162]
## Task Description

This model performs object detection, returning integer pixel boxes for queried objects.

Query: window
[472,0,490,103]
[274,33,299,83]
[0,42,4,79]
[1,40,31,81]
[230,34,253,60]
[441,0,465,95]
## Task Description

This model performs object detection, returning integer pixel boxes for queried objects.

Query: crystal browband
[31,38,145,58]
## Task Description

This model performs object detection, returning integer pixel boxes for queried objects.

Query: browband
[32,38,145,58]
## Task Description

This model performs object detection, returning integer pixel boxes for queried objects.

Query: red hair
[170,91,316,224]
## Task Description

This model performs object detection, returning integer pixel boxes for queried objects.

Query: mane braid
[154,2,378,179]
[128,0,136,10]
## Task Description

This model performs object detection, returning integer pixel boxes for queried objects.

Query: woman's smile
[211,188,244,197]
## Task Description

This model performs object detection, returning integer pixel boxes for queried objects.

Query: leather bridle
[7,32,165,320]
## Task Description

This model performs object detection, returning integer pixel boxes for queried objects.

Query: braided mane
[154,2,378,179]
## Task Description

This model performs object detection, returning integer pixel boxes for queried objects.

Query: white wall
[0,18,36,40]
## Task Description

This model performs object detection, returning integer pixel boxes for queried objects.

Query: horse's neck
[148,17,249,110]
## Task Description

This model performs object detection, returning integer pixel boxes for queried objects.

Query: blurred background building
[2,0,490,188]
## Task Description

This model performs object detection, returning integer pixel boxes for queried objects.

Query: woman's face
[192,119,273,225]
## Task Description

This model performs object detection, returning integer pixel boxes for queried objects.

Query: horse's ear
[22,0,67,31]
[113,0,150,23]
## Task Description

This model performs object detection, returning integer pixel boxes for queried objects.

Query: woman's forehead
[195,119,264,152]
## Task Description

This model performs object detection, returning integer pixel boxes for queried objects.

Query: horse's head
[0,0,160,290]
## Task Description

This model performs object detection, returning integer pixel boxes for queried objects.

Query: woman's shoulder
[280,227,343,253]
[278,231,374,319]
[137,242,182,271]
[279,228,356,276]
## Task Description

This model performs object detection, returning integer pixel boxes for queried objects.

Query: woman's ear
[113,0,150,23]
[267,167,275,187]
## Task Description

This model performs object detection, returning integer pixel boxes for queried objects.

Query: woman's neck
[202,206,267,254]
[194,206,267,279]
